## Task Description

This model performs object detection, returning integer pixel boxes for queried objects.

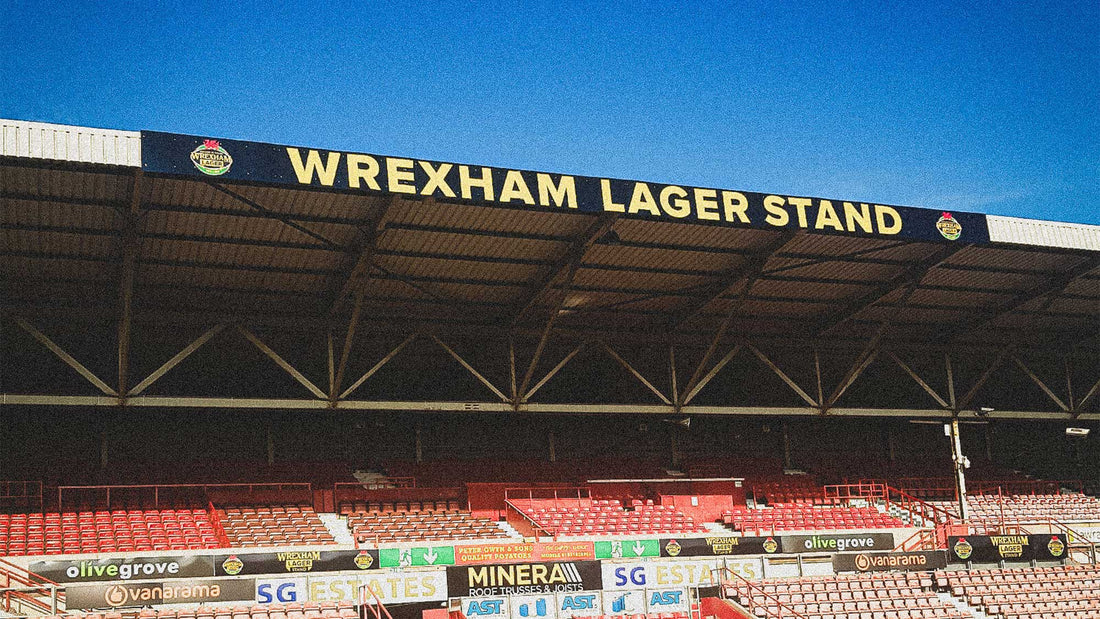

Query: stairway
[319,512,356,545]
[936,591,988,619]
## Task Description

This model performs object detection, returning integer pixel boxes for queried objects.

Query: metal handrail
[359,582,395,619]
[713,566,810,619]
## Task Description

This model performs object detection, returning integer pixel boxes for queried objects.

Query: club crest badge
[936,212,962,240]
[191,139,233,175]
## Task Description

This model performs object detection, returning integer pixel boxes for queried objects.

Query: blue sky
[2,1,1097,224]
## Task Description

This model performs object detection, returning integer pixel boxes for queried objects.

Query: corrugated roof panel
[1065,277,1100,298]
[921,268,1045,291]
[2,195,118,230]
[375,253,540,283]
[583,244,735,274]
[2,165,133,204]
[1047,297,1100,315]
[739,299,832,317]
[988,215,1100,251]
[394,198,591,238]
[777,233,909,256]
[572,267,710,292]
[752,278,872,301]
[1,254,113,280]
[945,245,1081,272]
[380,228,562,262]
[615,218,779,251]
[1,119,140,166]
[907,287,1014,309]
[767,260,902,282]
[860,305,970,324]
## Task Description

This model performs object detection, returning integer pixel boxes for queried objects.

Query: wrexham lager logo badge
[762,537,779,554]
[1048,536,1065,558]
[664,539,681,557]
[936,212,962,240]
[191,139,233,176]
[953,538,973,560]
[221,555,244,576]
[354,551,374,569]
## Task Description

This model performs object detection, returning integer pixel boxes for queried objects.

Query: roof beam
[675,232,799,404]
[956,255,1100,335]
[13,318,117,397]
[510,213,620,326]
[117,170,143,397]
[672,231,799,330]
[328,195,399,317]
[813,243,968,337]
[208,183,341,249]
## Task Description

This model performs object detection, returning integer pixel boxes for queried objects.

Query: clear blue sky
[2,1,1097,224]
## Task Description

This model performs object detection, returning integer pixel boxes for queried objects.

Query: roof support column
[117,170,143,400]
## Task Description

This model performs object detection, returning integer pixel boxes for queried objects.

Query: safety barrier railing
[0,480,44,513]
[823,482,888,504]
[359,582,395,619]
[207,499,231,548]
[713,566,809,619]
[883,485,958,531]
[0,556,64,616]
[893,528,938,552]
[57,482,313,511]
[502,499,555,538]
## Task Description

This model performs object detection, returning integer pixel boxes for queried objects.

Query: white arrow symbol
[632,541,646,556]
[423,547,439,565]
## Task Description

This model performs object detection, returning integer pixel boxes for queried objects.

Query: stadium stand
[938,564,1100,618]
[0,508,220,556]
[720,504,906,533]
[216,504,335,548]
[344,508,516,544]
[512,498,707,536]
[726,572,972,619]
[926,493,1100,532]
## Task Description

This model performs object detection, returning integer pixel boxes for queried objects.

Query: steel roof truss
[128,324,226,396]
[209,182,341,250]
[958,346,1014,410]
[1077,375,1100,413]
[814,243,969,337]
[885,351,950,409]
[1011,354,1069,412]
[680,344,741,407]
[236,325,327,400]
[600,342,672,405]
[523,343,586,403]
[13,317,117,397]
[329,195,398,316]
[339,333,418,400]
[748,343,819,407]
[430,335,509,403]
